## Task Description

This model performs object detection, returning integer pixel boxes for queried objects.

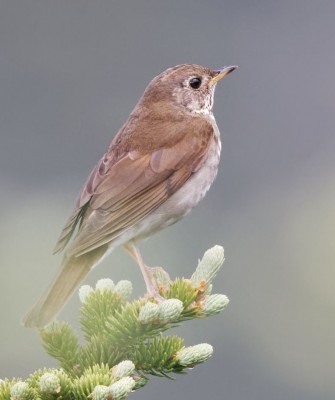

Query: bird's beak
[209,65,238,85]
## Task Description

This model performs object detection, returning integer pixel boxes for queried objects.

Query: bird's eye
[189,77,202,89]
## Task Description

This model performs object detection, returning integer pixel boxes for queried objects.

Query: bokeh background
[1,1,334,399]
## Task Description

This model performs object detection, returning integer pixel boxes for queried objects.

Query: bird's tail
[22,246,108,328]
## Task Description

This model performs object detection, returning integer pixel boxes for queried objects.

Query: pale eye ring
[189,77,202,89]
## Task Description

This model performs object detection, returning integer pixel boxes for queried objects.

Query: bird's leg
[123,242,171,300]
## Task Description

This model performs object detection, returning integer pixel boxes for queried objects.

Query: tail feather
[22,246,108,328]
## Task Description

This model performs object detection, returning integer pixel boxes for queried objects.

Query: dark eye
[189,77,202,89]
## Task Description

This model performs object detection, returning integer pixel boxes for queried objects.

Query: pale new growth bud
[10,382,30,400]
[40,372,61,394]
[138,302,160,323]
[158,299,183,322]
[191,246,224,286]
[43,321,62,333]
[108,377,135,400]
[114,280,133,300]
[176,343,213,366]
[112,360,135,378]
[206,283,213,295]
[95,279,115,292]
[79,285,94,303]
[202,294,229,315]
[90,385,109,400]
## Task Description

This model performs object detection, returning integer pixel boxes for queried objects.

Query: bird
[22,63,237,327]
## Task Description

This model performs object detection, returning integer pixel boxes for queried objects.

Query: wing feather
[54,119,214,256]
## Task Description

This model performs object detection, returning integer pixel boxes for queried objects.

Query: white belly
[109,130,221,248]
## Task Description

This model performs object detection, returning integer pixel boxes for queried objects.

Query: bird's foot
[143,266,172,302]
[122,243,172,302]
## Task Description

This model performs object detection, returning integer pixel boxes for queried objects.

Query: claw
[123,242,171,299]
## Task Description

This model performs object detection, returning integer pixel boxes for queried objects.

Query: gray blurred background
[1,1,334,399]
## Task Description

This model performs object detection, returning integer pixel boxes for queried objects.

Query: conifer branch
[0,245,228,400]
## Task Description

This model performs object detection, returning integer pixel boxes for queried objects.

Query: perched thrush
[23,64,237,327]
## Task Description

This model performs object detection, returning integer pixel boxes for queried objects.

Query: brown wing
[54,122,213,256]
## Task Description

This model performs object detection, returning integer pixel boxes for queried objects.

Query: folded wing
[54,123,213,257]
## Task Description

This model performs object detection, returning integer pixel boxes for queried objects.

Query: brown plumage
[22,64,237,327]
